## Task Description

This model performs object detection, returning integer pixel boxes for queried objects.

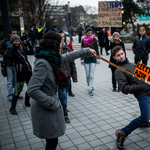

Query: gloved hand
[6,41,11,49]
[25,38,31,44]
[81,60,84,65]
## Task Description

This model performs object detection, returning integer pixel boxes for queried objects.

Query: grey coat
[27,48,90,139]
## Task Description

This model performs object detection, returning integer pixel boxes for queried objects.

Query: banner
[134,62,150,82]
[98,1,122,27]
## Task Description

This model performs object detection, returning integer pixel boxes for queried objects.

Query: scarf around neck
[34,47,67,89]
[82,34,95,47]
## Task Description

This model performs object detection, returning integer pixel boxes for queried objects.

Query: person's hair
[39,31,62,53]
[86,27,93,33]
[139,26,146,31]
[11,43,23,54]
[111,45,123,56]
[9,28,17,34]
[57,30,64,34]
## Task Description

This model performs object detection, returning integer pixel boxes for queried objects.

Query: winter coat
[115,59,150,99]
[29,30,37,40]
[132,34,150,60]
[61,44,77,81]
[27,48,90,139]
[6,43,34,74]
[0,37,24,66]
[108,41,125,70]
[77,27,84,36]
[98,31,108,47]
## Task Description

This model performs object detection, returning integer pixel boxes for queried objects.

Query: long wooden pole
[96,55,150,85]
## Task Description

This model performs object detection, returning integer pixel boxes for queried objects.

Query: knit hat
[113,32,120,38]
[9,35,20,44]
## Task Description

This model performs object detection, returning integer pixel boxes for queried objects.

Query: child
[112,45,150,150]
[81,28,99,96]
[132,26,150,65]
[108,32,126,92]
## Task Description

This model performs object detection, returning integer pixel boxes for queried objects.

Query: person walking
[27,31,96,150]
[57,30,77,123]
[29,27,37,48]
[77,24,84,43]
[111,45,150,150]
[108,32,126,92]
[6,35,34,115]
[98,27,109,55]
[132,26,150,65]
[0,28,18,101]
[81,28,99,96]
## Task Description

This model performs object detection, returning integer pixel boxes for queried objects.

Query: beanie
[113,32,120,38]
[9,35,20,44]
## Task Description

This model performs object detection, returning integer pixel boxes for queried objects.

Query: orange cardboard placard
[134,61,150,82]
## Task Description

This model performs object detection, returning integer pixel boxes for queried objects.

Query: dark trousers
[45,138,58,150]
[100,46,108,55]
[68,77,72,93]
[111,68,117,89]
[135,59,147,65]
[78,35,81,43]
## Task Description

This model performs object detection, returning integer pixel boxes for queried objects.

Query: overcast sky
[60,0,115,9]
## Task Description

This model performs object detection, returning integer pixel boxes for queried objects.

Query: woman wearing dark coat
[98,28,109,55]
[27,31,96,150]
[108,32,126,92]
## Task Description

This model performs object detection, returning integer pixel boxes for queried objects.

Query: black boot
[10,95,19,115]
[25,92,30,107]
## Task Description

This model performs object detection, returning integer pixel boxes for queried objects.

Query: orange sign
[134,61,150,81]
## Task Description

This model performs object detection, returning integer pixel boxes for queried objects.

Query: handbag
[0,61,7,77]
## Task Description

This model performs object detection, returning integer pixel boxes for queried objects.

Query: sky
[61,0,115,9]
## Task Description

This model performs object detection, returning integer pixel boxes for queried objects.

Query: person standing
[37,24,44,40]
[6,35,34,115]
[111,45,150,150]
[98,27,109,55]
[81,28,99,96]
[108,32,126,92]
[29,27,37,48]
[132,26,150,65]
[0,28,18,101]
[77,24,84,43]
[27,31,96,150]
[57,30,77,123]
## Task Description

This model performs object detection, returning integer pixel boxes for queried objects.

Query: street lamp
[68,1,72,42]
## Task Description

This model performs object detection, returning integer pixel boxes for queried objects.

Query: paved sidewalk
[0,51,150,150]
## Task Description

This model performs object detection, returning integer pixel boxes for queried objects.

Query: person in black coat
[98,28,109,55]
[108,32,126,92]
[132,26,150,65]
[29,27,37,48]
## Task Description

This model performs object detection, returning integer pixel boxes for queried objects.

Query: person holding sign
[111,45,150,150]
[132,26,150,65]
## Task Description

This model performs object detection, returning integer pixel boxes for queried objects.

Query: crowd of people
[0,24,150,150]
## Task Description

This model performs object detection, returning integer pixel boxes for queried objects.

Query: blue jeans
[31,39,37,48]
[6,66,17,99]
[58,78,70,118]
[84,63,96,92]
[122,95,150,135]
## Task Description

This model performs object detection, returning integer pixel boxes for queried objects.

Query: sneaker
[68,92,75,97]
[112,88,116,92]
[92,87,94,91]
[140,122,150,127]
[66,108,69,112]
[115,129,127,149]
[65,117,70,123]
[19,94,23,100]
[89,91,93,96]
